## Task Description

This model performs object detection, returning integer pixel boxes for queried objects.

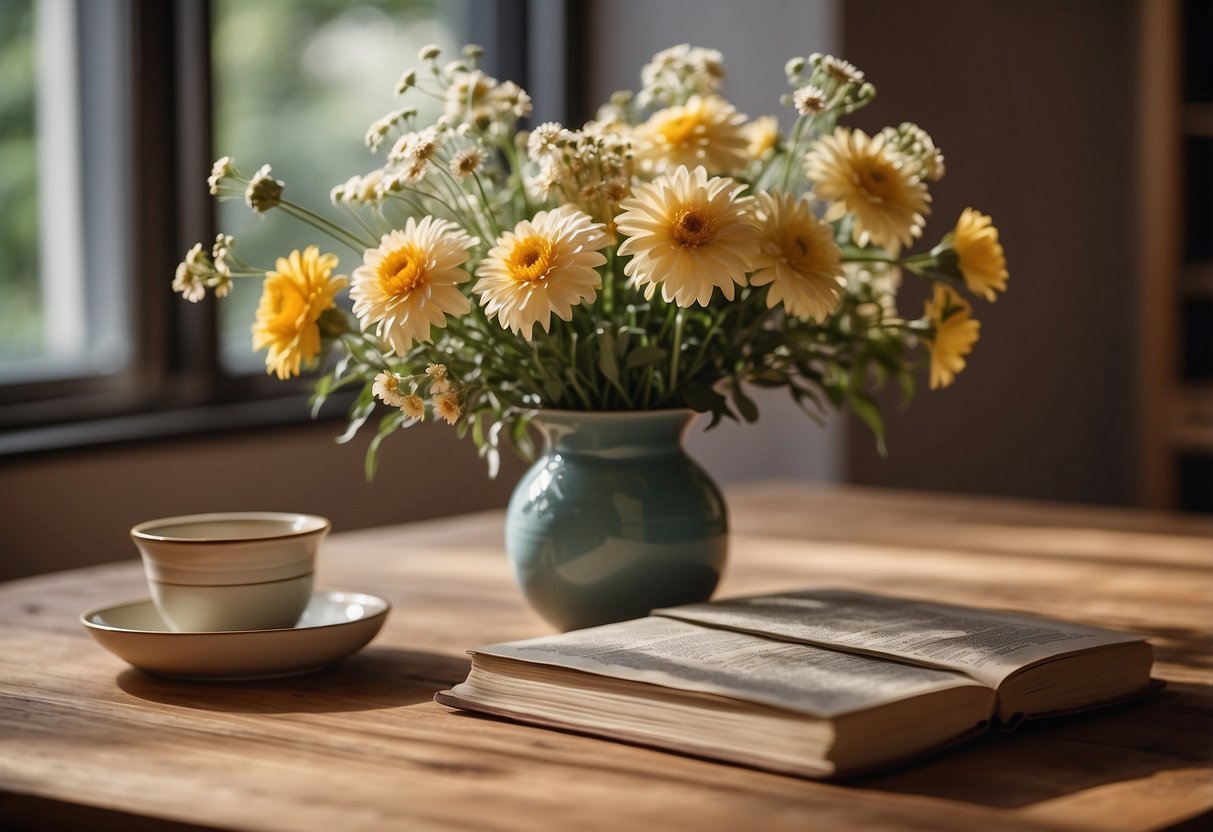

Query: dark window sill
[0,392,354,459]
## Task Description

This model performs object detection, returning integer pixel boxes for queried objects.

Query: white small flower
[419,44,441,61]
[364,118,391,151]
[462,43,484,59]
[785,57,807,78]
[207,156,235,195]
[494,81,532,118]
[821,55,864,85]
[433,391,462,425]
[449,146,486,179]
[400,394,425,421]
[527,122,567,160]
[395,69,417,94]
[172,243,208,303]
[793,84,827,115]
[373,371,405,407]
[425,362,451,394]
[244,164,283,213]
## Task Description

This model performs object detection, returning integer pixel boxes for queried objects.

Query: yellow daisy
[951,208,1008,301]
[251,246,347,380]
[924,284,981,390]
[615,165,760,308]
[634,95,750,175]
[750,192,844,321]
[805,127,930,253]
[474,204,609,341]
[350,218,478,356]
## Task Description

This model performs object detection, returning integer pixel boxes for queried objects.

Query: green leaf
[542,378,564,404]
[336,387,376,444]
[511,413,536,460]
[597,329,620,384]
[732,384,759,423]
[850,391,888,457]
[364,410,405,481]
[624,344,668,370]
[681,380,722,413]
[898,369,917,408]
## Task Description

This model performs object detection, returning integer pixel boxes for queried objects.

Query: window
[0,0,569,448]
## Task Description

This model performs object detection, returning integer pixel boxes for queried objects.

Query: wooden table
[2,482,1212,832]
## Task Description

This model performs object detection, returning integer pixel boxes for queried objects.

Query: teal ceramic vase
[505,410,728,631]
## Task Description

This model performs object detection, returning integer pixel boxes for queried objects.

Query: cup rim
[130,512,331,545]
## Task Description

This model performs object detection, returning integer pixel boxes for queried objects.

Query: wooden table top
[2,482,1211,832]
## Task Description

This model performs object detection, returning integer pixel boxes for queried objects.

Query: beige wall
[0,421,522,581]
[843,0,1140,505]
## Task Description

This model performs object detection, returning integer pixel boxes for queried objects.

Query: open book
[435,589,1157,778]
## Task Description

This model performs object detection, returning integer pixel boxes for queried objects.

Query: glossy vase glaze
[505,410,728,631]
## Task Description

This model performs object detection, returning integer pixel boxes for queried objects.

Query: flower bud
[395,69,417,94]
[244,165,284,213]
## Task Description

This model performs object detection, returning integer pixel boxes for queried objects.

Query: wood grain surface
[1,482,1211,832]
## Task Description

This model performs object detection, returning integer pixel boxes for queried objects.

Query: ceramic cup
[130,512,330,632]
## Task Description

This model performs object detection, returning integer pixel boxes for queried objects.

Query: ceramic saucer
[81,590,390,681]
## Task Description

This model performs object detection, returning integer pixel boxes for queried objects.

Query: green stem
[277,201,371,252]
[668,308,686,396]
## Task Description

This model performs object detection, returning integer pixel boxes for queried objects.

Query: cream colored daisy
[400,393,425,421]
[372,371,405,407]
[805,127,930,252]
[750,192,844,321]
[924,284,981,390]
[473,204,609,341]
[350,218,478,356]
[433,391,462,425]
[792,85,827,115]
[449,146,486,179]
[251,247,348,380]
[950,208,1008,301]
[426,362,451,394]
[615,165,760,308]
[634,95,750,175]
[821,55,865,85]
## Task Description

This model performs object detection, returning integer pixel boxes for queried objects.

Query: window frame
[0,0,584,456]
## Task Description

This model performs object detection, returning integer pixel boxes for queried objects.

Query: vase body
[505,410,728,631]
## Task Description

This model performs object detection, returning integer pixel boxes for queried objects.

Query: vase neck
[535,410,695,458]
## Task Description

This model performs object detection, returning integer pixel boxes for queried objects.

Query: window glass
[211,0,461,373]
[0,0,130,384]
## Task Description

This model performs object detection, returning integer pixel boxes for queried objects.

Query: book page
[475,616,985,719]
[657,589,1143,687]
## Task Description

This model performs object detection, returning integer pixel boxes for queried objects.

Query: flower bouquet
[175,43,1008,628]
[175,43,1007,476]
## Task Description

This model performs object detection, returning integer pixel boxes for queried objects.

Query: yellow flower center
[853,159,896,203]
[659,112,702,148]
[672,208,716,247]
[507,235,555,283]
[378,243,428,296]
[777,228,818,270]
